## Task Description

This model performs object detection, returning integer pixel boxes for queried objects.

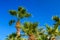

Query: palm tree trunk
[51,37,56,40]
[49,36,56,40]
[16,21,20,37]
[28,34,36,40]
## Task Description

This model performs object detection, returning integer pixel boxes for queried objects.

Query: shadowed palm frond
[52,16,59,22]
[38,28,43,32]
[21,9,26,14]
[58,31,60,35]
[8,33,16,38]
[33,22,38,28]
[9,20,15,26]
[18,7,23,11]
[9,7,31,19]
[18,12,31,19]
[9,10,17,16]
[25,13,31,18]
[46,24,53,35]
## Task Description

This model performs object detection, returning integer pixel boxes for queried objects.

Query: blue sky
[0,0,60,40]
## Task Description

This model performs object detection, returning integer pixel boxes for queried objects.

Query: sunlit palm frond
[53,23,59,32]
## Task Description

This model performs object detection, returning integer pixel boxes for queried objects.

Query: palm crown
[9,7,31,25]
[22,22,38,35]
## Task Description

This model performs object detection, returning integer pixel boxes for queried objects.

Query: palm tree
[34,28,46,40]
[37,28,47,40]
[5,33,16,40]
[52,16,60,33]
[9,7,31,38]
[46,16,60,40]
[5,33,23,40]
[22,22,38,40]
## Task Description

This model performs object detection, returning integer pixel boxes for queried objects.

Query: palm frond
[9,10,17,16]
[25,13,31,18]
[18,7,23,11]
[58,31,60,35]
[53,23,59,32]
[38,28,43,32]
[21,9,26,14]
[9,20,15,26]
[52,16,59,22]
[46,24,52,31]
[18,7,31,18]
[22,22,38,36]
[46,24,52,35]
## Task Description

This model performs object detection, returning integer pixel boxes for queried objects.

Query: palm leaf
[58,31,60,35]
[18,7,23,11]
[9,10,17,16]
[25,13,31,17]
[21,9,26,14]
[46,24,52,35]
[9,20,15,26]
[52,16,59,22]
[53,23,59,32]
[18,7,31,19]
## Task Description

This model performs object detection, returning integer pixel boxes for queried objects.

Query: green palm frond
[21,9,26,14]
[53,23,59,32]
[18,13,25,18]
[46,24,52,31]
[24,22,30,28]
[6,33,22,40]
[33,22,38,28]
[52,16,59,22]
[59,19,60,25]
[58,31,60,35]
[46,24,53,35]
[18,12,31,19]
[18,7,23,11]
[25,13,31,18]
[38,28,43,32]
[22,22,38,36]
[38,28,45,35]
[6,33,16,40]
[9,10,17,16]
[9,6,31,19]
[18,7,31,19]
[8,33,16,38]
[9,20,15,26]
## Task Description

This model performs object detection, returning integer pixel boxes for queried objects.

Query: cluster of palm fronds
[5,6,60,40]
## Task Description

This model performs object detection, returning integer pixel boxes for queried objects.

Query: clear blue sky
[0,0,60,40]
